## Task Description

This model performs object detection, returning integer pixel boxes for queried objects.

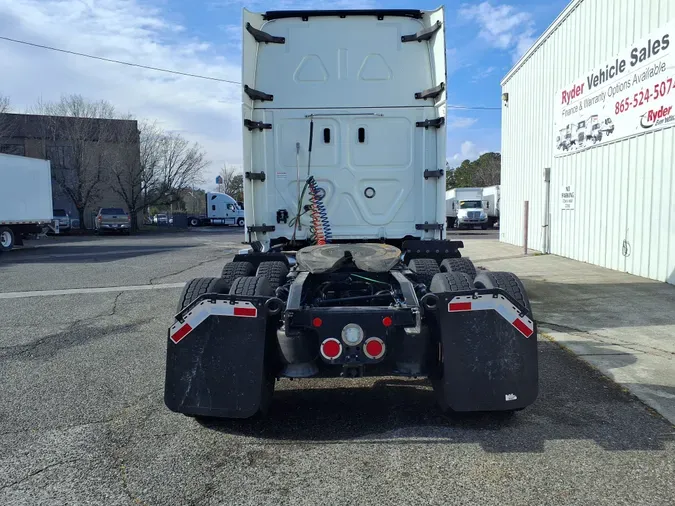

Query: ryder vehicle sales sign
[554,20,675,157]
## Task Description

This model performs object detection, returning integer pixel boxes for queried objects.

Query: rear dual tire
[409,257,477,289]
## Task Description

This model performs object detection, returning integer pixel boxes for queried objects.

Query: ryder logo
[640,105,673,128]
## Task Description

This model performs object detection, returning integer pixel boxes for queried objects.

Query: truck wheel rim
[1,231,11,247]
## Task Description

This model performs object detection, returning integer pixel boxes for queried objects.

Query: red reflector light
[382,316,393,327]
[449,302,472,312]
[364,337,385,359]
[320,338,342,360]
[233,306,257,317]
[312,317,323,328]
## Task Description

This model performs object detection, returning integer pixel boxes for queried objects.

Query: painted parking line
[0,282,186,299]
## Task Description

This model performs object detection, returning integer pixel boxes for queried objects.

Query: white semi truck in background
[482,184,500,228]
[164,7,538,421]
[445,187,488,229]
[0,153,58,252]
[187,192,245,227]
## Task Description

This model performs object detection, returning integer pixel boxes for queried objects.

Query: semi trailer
[164,7,538,420]
[0,153,59,252]
[482,185,500,228]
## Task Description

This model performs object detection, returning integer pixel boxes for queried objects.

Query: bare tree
[109,119,208,228]
[0,94,17,141]
[156,132,208,203]
[30,95,126,228]
[218,164,243,200]
[109,119,166,230]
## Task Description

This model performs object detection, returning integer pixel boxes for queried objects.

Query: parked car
[95,207,130,235]
[52,209,71,234]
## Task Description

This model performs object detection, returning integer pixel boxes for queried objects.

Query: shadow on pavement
[198,340,673,453]
[0,244,196,266]
[522,278,675,332]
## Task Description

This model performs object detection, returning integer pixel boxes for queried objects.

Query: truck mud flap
[164,295,280,418]
[431,290,537,412]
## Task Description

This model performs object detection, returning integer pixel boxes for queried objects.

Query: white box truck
[0,153,58,251]
[482,184,500,228]
[187,192,245,227]
[163,7,538,421]
[445,187,488,229]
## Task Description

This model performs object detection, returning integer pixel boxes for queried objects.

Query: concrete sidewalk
[460,238,675,425]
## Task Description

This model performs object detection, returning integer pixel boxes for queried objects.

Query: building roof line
[501,0,584,86]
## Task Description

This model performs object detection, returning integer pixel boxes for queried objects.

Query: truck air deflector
[246,22,285,44]
[244,85,274,102]
[263,9,424,20]
[415,82,445,100]
[401,20,442,42]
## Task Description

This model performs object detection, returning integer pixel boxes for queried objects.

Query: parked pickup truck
[95,207,131,235]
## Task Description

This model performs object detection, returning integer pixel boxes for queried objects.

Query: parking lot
[1,228,673,506]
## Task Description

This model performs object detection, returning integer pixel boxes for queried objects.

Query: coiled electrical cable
[307,175,332,244]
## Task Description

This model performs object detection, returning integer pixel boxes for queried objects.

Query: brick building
[0,113,141,228]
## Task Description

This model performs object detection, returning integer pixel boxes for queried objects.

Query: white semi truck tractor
[445,187,489,229]
[164,7,538,420]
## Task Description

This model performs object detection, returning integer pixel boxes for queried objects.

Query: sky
[0,0,570,190]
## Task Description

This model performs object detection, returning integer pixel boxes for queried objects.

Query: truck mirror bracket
[401,20,442,43]
[244,85,274,102]
[415,82,445,100]
[246,22,286,44]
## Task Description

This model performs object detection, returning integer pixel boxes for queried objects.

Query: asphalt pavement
[0,228,673,506]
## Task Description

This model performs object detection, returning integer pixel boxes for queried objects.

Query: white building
[500,0,675,285]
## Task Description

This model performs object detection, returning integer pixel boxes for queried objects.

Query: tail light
[363,337,385,360]
[320,338,342,360]
[97,215,102,222]
[127,214,131,222]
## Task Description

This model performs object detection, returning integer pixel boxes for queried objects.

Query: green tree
[446,152,501,188]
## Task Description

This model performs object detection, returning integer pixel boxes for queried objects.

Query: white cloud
[451,141,490,162]
[459,2,536,62]
[471,66,496,82]
[0,0,242,188]
[448,117,478,129]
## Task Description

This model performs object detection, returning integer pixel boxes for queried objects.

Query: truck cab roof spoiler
[262,9,424,20]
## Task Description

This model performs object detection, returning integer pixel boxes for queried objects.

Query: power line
[0,34,501,111]
[0,35,240,84]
